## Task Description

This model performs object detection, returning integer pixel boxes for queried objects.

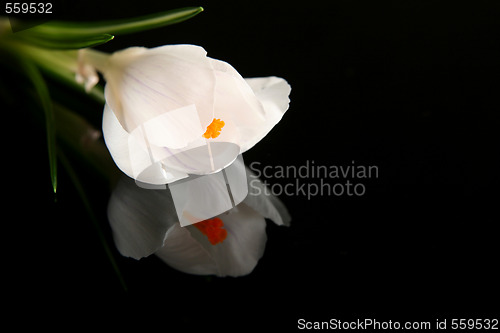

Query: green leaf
[18,6,203,39]
[15,33,114,50]
[18,56,58,193]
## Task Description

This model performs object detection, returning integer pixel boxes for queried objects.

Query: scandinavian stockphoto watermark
[249,160,379,199]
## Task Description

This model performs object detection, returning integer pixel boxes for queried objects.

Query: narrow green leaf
[58,151,127,292]
[19,7,203,39]
[16,33,114,50]
[17,56,57,193]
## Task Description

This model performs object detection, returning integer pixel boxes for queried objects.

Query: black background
[3,0,499,329]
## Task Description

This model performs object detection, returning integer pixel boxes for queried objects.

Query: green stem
[0,37,106,104]
[79,48,110,75]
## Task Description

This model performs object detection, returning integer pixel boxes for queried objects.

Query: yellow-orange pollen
[193,217,228,245]
[203,118,225,139]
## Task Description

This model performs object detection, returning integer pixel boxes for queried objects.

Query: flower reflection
[107,159,290,277]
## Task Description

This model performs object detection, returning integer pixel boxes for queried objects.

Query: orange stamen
[203,118,225,139]
[193,217,228,245]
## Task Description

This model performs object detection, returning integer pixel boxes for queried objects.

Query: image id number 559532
[5,3,52,14]
[451,319,498,330]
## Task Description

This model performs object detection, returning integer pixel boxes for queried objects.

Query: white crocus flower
[80,45,291,185]
[107,166,291,277]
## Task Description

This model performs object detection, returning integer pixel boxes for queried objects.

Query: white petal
[155,224,218,275]
[188,204,267,277]
[102,104,188,184]
[160,141,240,175]
[104,45,216,149]
[246,76,291,116]
[244,168,291,226]
[169,171,233,227]
[240,76,291,152]
[168,155,248,226]
[137,103,205,149]
[107,176,179,259]
[209,58,267,147]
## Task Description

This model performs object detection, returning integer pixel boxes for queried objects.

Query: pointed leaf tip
[16,33,115,50]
